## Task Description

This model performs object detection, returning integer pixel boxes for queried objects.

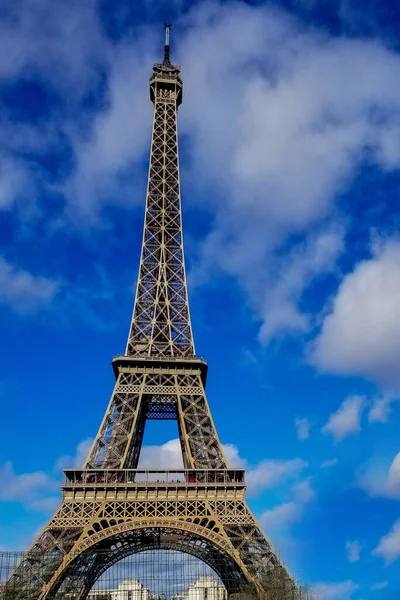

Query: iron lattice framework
[2,28,296,600]
[126,59,193,359]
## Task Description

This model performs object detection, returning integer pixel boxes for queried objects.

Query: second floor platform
[62,469,246,490]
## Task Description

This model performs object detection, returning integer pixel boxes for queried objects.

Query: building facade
[174,577,226,600]
[89,579,149,600]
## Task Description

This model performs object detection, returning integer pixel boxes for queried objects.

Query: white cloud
[259,476,314,533]
[55,438,94,470]
[374,519,400,564]
[293,477,315,504]
[310,580,359,600]
[371,581,388,591]
[295,417,311,441]
[182,4,400,229]
[259,502,302,531]
[345,540,361,563]
[222,443,247,468]
[0,257,59,313]
[0,158,31,210]
[74,439,94,468]
[312,241,400,391]
[0,0,106,93]
[358,452,400,500]
[369,395,400,423]
[138,439,184,469]
[387,452,400,498]
[0,0,108,212]
[322,395,366,442]
[321,459,338,468]
[178,5,400,340]
[66,41,154,217]
[0,259,118,329]
[246,457,308,497]
[0,461,55,504]
[0,438,97,513]
[28,497,60,513]
[258,225,345,343]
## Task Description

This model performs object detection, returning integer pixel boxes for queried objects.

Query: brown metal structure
[3,27,295,600]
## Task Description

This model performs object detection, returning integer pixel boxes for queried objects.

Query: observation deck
[62,469,245,490]
[112,354,209,385]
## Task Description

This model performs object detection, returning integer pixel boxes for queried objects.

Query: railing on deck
[113,353,208,363]
[63,469,245,487]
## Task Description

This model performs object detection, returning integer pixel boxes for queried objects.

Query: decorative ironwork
[2,26,297,600]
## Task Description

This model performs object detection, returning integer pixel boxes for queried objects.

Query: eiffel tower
[4,26,295,600]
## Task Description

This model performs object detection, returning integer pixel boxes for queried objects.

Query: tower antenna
[164,23,171,64]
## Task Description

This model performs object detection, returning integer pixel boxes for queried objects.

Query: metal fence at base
[0,550,314,600]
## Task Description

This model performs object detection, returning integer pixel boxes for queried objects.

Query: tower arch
[42,522,247,600]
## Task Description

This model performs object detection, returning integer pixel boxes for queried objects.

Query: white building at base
[174,577,226,600]
[89,576,225,600]
[89,579,149,600]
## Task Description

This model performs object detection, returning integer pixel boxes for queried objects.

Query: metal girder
[84,364,227,470]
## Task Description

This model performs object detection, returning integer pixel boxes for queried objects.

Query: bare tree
[231,567,316,600]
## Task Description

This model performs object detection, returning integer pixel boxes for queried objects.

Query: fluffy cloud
[0,0,105,89]
[66,42,154,216]
[371,582,388,591]
[0,461,59,512]
[368,395,400,423]
[312,241,400,391]
[0,257,59,313]
[293,477,315,504]
[322,395,366,442]
[222,443,247,468]
[246,457,307,497]
[321,459,338,468]
[387,452,400,498]
[259,477,314,532]
[259,502,302,531]
[55,438,94,470]
[28,497,60,512]
[0,462,51,502]
[373,519,400,564]
[138,439,184,469]
[310,581,359,600]
[358,451,400,500]
[0,438,97,513]
[179,3,400,339]
[0,2,151,215]
[295,417,311,441]
[345,540,361,563]
[182,3,400,229]
[0,158,32,210]
[0,0,108,211]
[258,225,344,343]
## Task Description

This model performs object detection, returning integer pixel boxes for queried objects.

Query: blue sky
[0,0,400,598]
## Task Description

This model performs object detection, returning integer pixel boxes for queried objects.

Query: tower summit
[4,28,296,600]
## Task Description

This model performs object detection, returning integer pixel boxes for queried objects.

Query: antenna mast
[164,23,171,64]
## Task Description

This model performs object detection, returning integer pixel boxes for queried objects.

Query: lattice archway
[43,522,249,600]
